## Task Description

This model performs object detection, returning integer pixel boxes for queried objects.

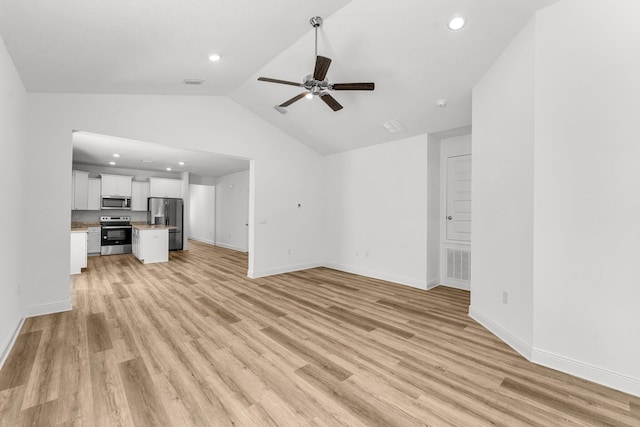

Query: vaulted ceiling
[0,0,559,156]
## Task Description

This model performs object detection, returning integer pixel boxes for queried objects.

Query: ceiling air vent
[183,79,205,85]
[382,119,406,133]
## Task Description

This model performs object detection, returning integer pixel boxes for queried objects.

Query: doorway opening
[72,130,252,273]
[426,126,472,291]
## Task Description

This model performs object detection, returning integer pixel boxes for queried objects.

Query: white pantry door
[446,154,472,242]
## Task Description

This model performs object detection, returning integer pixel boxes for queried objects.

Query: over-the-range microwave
[101,196,131,210]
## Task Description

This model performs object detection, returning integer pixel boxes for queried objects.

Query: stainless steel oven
[100,216,132,255]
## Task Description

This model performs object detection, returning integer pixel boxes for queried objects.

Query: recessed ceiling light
[109,161,116,165]
[436,99,448,108]
[112,153,120,158]
[178,162,185,166]
[448,16,465,31]
[166,167,172,171]
[209,54,221,62]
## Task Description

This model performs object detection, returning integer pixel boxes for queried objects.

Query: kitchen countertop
[132,224,177,230]
[71,222,102,233]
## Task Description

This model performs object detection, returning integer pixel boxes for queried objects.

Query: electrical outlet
[502,291,509,304]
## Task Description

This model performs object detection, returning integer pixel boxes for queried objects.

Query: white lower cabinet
[133,227,168,264]
[70,231,87,274]
[87,226,101,255]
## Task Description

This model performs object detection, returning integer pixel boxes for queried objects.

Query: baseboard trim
[427,279,440,290]
[25,300,72,318]
[323,262,427,290]
[190,237,216,246]
[469,306,640,397]
[215,241,247,253]
[248,262,323,279]
[468,306,532,360]
[0,316,25,370]
[532,348,640,398]
[440,279,470,291]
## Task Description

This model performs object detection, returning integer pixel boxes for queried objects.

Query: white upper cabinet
[101,174,132,197]
[131,181,150,211]
[72,170,89,210]
[149,177,182,198]
[87,178,101,210]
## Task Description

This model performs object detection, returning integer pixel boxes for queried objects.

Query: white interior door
[446,154,472,242]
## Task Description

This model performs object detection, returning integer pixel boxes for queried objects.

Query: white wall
[532,0,640,394]
[0,34,27,365]
[470,16,536,357]
[22,94,325,316]
[215,170,249,252]
[426,134,440,288]
[324,134,429,289]
[189,184,216,245]
[472,0,640,396]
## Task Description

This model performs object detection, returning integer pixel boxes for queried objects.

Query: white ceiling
[0,0,559,156]
[73,131,249,178]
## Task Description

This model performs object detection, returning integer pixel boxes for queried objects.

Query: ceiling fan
[257,16,375,112]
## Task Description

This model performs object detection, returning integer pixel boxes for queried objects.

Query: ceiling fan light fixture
[448,16,466,31]
[305,93,313,99]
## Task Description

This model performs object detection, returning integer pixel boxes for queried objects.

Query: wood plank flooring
[1,240,638,426]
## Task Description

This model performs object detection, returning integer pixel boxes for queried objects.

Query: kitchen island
[132,224,176,264]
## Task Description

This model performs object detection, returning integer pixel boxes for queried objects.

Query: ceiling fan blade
[258,77,304,87]
[279,92,309,108]
[332,82,375,91]
[320,94,343,111]
[313,56,332,81]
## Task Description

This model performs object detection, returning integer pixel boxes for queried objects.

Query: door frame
[439,136,472,290]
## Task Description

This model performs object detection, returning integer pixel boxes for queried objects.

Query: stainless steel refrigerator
[147,197,184,251]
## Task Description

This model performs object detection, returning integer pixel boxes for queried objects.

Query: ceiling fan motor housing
[304,74,328,95]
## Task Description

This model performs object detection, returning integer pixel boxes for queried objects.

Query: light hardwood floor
[1,240,638,426]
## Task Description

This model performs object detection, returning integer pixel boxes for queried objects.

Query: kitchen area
[70,131,251,276]
[70,171,185,273]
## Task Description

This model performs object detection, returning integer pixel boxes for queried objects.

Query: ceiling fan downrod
[310,16,322,60]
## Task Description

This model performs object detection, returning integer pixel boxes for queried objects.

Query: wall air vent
[183,79,205,85]
[446,249,471,281]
